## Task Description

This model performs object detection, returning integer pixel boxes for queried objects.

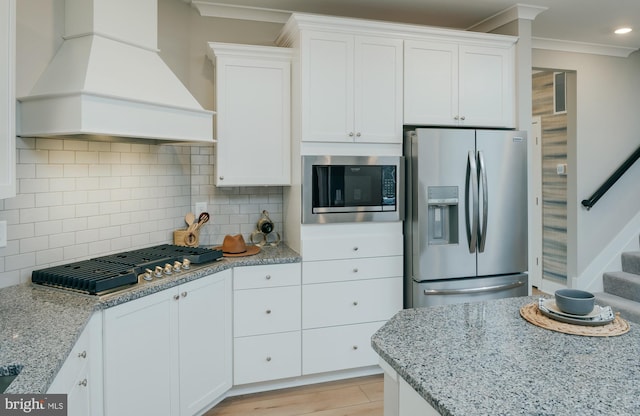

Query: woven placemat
[520,302,630,337]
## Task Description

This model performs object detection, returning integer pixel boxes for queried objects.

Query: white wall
[533,49,640,282]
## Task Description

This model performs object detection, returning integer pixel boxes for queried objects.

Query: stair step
[603,271,640,302]
[622,251,640,275]
[594,292,640,324]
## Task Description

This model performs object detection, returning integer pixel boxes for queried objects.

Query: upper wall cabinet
[404,39,516,128]
[207,43,292,187]
[300,32,403,144]
[0,0,16,199]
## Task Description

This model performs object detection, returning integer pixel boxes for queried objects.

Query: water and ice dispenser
[427,186,458,245]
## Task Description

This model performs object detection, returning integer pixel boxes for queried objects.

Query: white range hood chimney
[17,0,213,142]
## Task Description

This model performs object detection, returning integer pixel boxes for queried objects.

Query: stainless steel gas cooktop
[31,244,223,296]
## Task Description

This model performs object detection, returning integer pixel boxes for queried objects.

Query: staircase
[594,245,640,324]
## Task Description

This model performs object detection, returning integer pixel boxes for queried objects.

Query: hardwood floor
[204,375,383,416]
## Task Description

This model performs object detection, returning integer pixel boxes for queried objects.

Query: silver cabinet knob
[460,116,466,121]
[353,246,359,251]
[78,351,87,359]
[353,301,358,306]
[353,268,358,273]
[356,132,361,137]
[219,176,224,180]
[173,294,180,300]
[348,132,354,137]
[181,291,187,298]
[78,379,88,387]
[352,345,358,350]
[266,309,272,314]
[265,275,271,280]
[266,356,272,362]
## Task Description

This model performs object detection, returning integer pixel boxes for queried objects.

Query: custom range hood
[17,0,213,142]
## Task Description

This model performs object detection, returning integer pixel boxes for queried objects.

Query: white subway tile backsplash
[20,236,49,253]
[1,139,284,287]
[49,150,75,164]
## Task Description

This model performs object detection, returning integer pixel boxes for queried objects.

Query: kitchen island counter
[372,296,640,416]
[0,244,300,394]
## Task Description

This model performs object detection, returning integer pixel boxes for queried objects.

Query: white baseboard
[580,210,640,292]
[227,365,382,397]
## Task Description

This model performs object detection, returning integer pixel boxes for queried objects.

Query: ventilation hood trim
[18,91,214,142]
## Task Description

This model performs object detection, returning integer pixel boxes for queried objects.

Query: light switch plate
[0,221,6,248]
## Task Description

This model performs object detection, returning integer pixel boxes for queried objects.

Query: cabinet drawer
[303,256,402,284]
[234,263,300,290]
[302,232,402,261]
[234,331,301,385]
[303,277,402,329]
[302,322,383,375]
[234,286,301,337]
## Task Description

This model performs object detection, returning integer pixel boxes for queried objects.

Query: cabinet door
[234,331,301,385]
[179,270,232,415]
[103,290,179,416]
[354,36,403,143]
[302,277,402,329]
[404,39,458,126]
[234,286,301,337]
[458,44,514,128]
[0,0,15,199]
[302,321,383,374]
[215,50,291,186]
[301,31,354,142]
[399,377,440,416]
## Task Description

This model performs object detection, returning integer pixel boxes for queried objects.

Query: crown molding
[467,4,547,33]
[186,1,291,23]
[533,37,638,58]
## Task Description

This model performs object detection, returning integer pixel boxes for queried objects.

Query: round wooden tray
[520,302,630,337]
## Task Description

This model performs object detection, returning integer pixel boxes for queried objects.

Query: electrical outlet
[0,221,7,248]
[195,202,208,217]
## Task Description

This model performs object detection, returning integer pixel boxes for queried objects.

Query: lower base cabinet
[102,270,232,416]
[47,313,102,416]
[302,321,383,375]
[381,359,440,416]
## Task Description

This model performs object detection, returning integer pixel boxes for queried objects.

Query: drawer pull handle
[79,379,88,387]
[266,356,272,362]
[173,294,180,300]
[353,268,358,273]
[78,351,87,359]
[353,246,359,251]
[265,275,271,280]
[266,309,272,314]
[353,301,358,306]
[352,345,358,350]
[181,291,188,298]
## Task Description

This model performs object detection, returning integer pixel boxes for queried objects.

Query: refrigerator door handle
[423,280,527,296]
[465,151,479,253]
[478,151,488,253]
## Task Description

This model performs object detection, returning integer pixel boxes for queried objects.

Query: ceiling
[190,0,640,53]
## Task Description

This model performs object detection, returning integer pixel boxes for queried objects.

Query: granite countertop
[0,244,300,394]
[372,295,640,416]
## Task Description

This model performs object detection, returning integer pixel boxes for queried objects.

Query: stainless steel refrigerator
[404,128,528,308]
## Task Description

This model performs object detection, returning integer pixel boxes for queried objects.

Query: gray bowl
[555,289,595,315]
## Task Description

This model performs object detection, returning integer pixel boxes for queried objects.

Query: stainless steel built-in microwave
[302,155,404,224]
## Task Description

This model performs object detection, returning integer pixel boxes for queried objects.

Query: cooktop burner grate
[32,244,223,295]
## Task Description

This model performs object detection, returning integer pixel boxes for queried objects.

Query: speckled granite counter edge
[1,245,300,394]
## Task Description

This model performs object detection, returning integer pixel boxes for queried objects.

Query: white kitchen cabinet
[232,263,302,385]
[404,39,515,128]
[300,222,403,375]
[0,0,16,199]
[379,360,440,416]
[103,270,232,416]
[208,43,291,186]
[300,31,403,144]
[48,313,103,416]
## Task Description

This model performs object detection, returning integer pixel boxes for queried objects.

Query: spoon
[193,212,210,231]
[185,213,195,230]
